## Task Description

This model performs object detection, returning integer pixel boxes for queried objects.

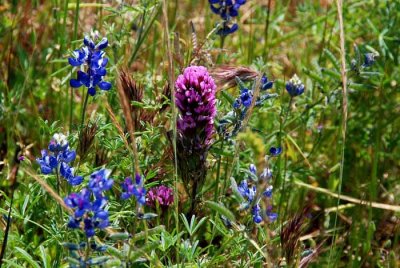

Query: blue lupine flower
[121,173,147,205]
[260,74,274,91]
[260,167,272,181]
[65,172,113,237]
[266,206,278,222]
[209,0,246,36]
[217,23,239,36]
[249,164,257,175]
[37,150,58,174]
[59,149,77,163]
[234,163,277,224]
[238,180,256,203]
[68,35,111,96]
[36,133,82,186]
[263,185,273,198]
[362,53,377,68]
[48,133,69,152]
[233,98,241,109]
[209,0,246,20]
[88,169,114,197]
[65,189,92,219]
[269,146,282,156]
[60,163,83,186]
[251,204,263,224]
[286,74,305,97]
[240,88,252,107]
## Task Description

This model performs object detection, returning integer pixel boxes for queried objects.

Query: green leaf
[230,177,245,203]
[39,245,50,268]
[109,232,130,241]
[324,49,340,71]
[129,241,159,261]
[131,225,165,242]
[14,247,41,268]
[106,245,125,259]
[204,201,235,221]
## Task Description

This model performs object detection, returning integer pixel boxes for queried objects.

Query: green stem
[85,236,91,264]
[213,139,224,202]
[81,90,89,127]
[73,0,80,41]
[69,87,73,131]
[127,211,137,266]
[277,97,293,230]
[262,0,272,58]
[216,33,226,64]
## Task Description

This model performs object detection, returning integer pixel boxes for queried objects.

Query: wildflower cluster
[233,74,274,109]
[209,0,246,35]
[175,66,217,209]
[36,133,83,186]
[64,169,114,237]
[218,75,275,139]
[121,173,147,206]
[68,34,111,96]
[146,185,174,208]
[235,147,281,224]
[176,66,217,151]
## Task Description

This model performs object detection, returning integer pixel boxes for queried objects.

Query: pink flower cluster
[175,66,217,151]
[146,185,174,208]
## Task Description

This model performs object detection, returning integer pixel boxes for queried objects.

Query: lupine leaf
[14,247,41,268]
[205,201,235,221]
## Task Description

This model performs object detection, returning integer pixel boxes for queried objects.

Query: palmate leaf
[180,214,208,237]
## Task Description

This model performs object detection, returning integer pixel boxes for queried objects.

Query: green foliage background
[0,0,399,267]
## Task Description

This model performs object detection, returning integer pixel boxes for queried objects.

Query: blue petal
[49,156,58,168]
[70,79,83,88]
[98,81,111,91]
[101,57,109,67]
[209,4,220,14]
[96,67,107,76]
[77,71,89,85]
[85,228,95,237]
[95,37,108,50]
[41,165,53,174]
[68,57,82,67]
[63,150,76,163]
[88,87,96,96]
[84,36,95,49]
[95,211,109,220]
[69,176,83,186]
[229,7,239,17]
[253,215,263,224]
[97,219,109,229]
[121,192,131,200]
[60,162,70,178]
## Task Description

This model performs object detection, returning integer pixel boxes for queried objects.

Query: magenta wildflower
[175,66,217,151]
[146,185,174,208]
[175,66,217,213]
